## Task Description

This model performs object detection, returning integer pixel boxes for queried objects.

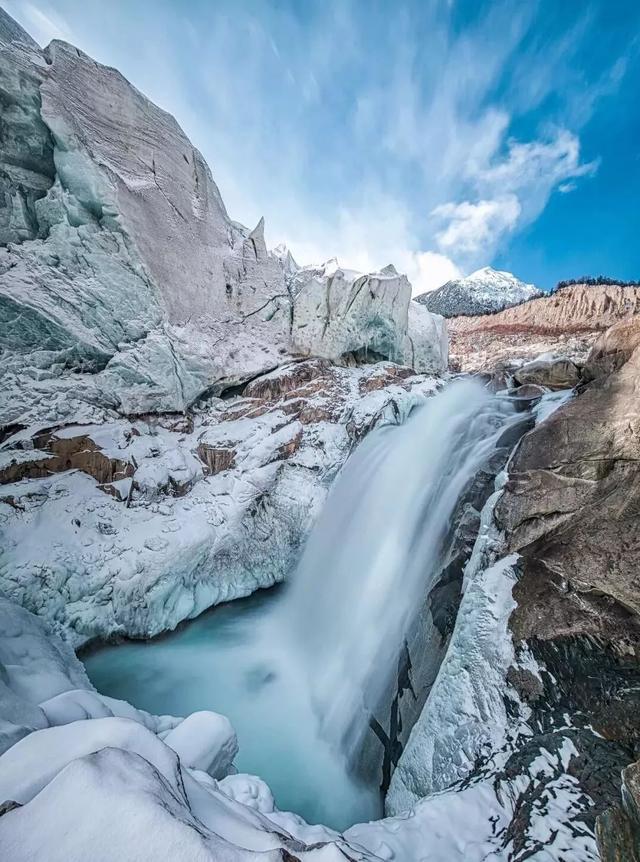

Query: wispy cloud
[432,129,599,262]
[3,0,73,44]
[4,0,635,293]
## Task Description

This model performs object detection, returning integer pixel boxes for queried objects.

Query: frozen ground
[0,360,440,647]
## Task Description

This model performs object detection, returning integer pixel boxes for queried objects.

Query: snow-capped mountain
[415,266,542,318]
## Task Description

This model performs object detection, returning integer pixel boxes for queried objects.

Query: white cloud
[432,129,598,263]
[473,130,598,202]
[408,252,462,295]
[3,0,73,45]
[433,196,522,256]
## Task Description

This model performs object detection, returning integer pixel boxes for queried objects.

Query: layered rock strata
[448,283,640,372]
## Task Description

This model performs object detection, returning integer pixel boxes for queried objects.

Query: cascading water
[84,377,527,829]
[276,378,522,759]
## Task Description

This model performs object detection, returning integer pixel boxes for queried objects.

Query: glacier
[0,24,446,428]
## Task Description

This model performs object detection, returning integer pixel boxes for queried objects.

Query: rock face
[449,282,640,372]
[490,318,640,850]
[582,317,640,382]
[415,266,541,318]
[0,19,446,429]
[497,320,640,640]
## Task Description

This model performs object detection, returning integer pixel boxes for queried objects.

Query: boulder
[497,335,640,640]
[512,355,580,390]
[583,317,640,382]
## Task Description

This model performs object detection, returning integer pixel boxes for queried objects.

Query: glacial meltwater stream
[83,379,525,830]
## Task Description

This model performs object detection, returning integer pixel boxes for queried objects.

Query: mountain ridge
[415,266,542,318]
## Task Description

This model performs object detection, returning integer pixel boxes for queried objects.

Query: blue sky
[6,0,640,293]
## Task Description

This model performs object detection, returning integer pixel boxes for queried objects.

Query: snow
[0,363,440,647]
[533,388,574,423]
[163,711,238,778]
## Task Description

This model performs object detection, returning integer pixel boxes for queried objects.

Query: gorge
[1,8,640,862]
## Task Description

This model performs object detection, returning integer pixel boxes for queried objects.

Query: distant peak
[466,266,518,281]
[415,266,541,318]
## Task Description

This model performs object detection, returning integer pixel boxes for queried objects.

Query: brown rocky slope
[449,283,640,372]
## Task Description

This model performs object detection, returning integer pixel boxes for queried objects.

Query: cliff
[449,283,640,372]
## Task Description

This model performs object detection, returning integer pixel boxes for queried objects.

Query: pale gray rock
[513,355,581,390]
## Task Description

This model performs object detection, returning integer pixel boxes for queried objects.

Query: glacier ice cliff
[0,7,445,646]
[0,20,446,428]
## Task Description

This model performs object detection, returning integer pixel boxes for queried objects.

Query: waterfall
[277,378,523,759]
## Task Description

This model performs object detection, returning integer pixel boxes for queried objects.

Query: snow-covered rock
[387,552,520,813]
[416,266,541,318]
[163,711,238,779]
[0,359,439,647]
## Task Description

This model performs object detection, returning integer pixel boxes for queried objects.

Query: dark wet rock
[506,666,544,704]
[596,805,639,862]
[597,761,640,861]
[0,799,21,818]
[508,383,547,399]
